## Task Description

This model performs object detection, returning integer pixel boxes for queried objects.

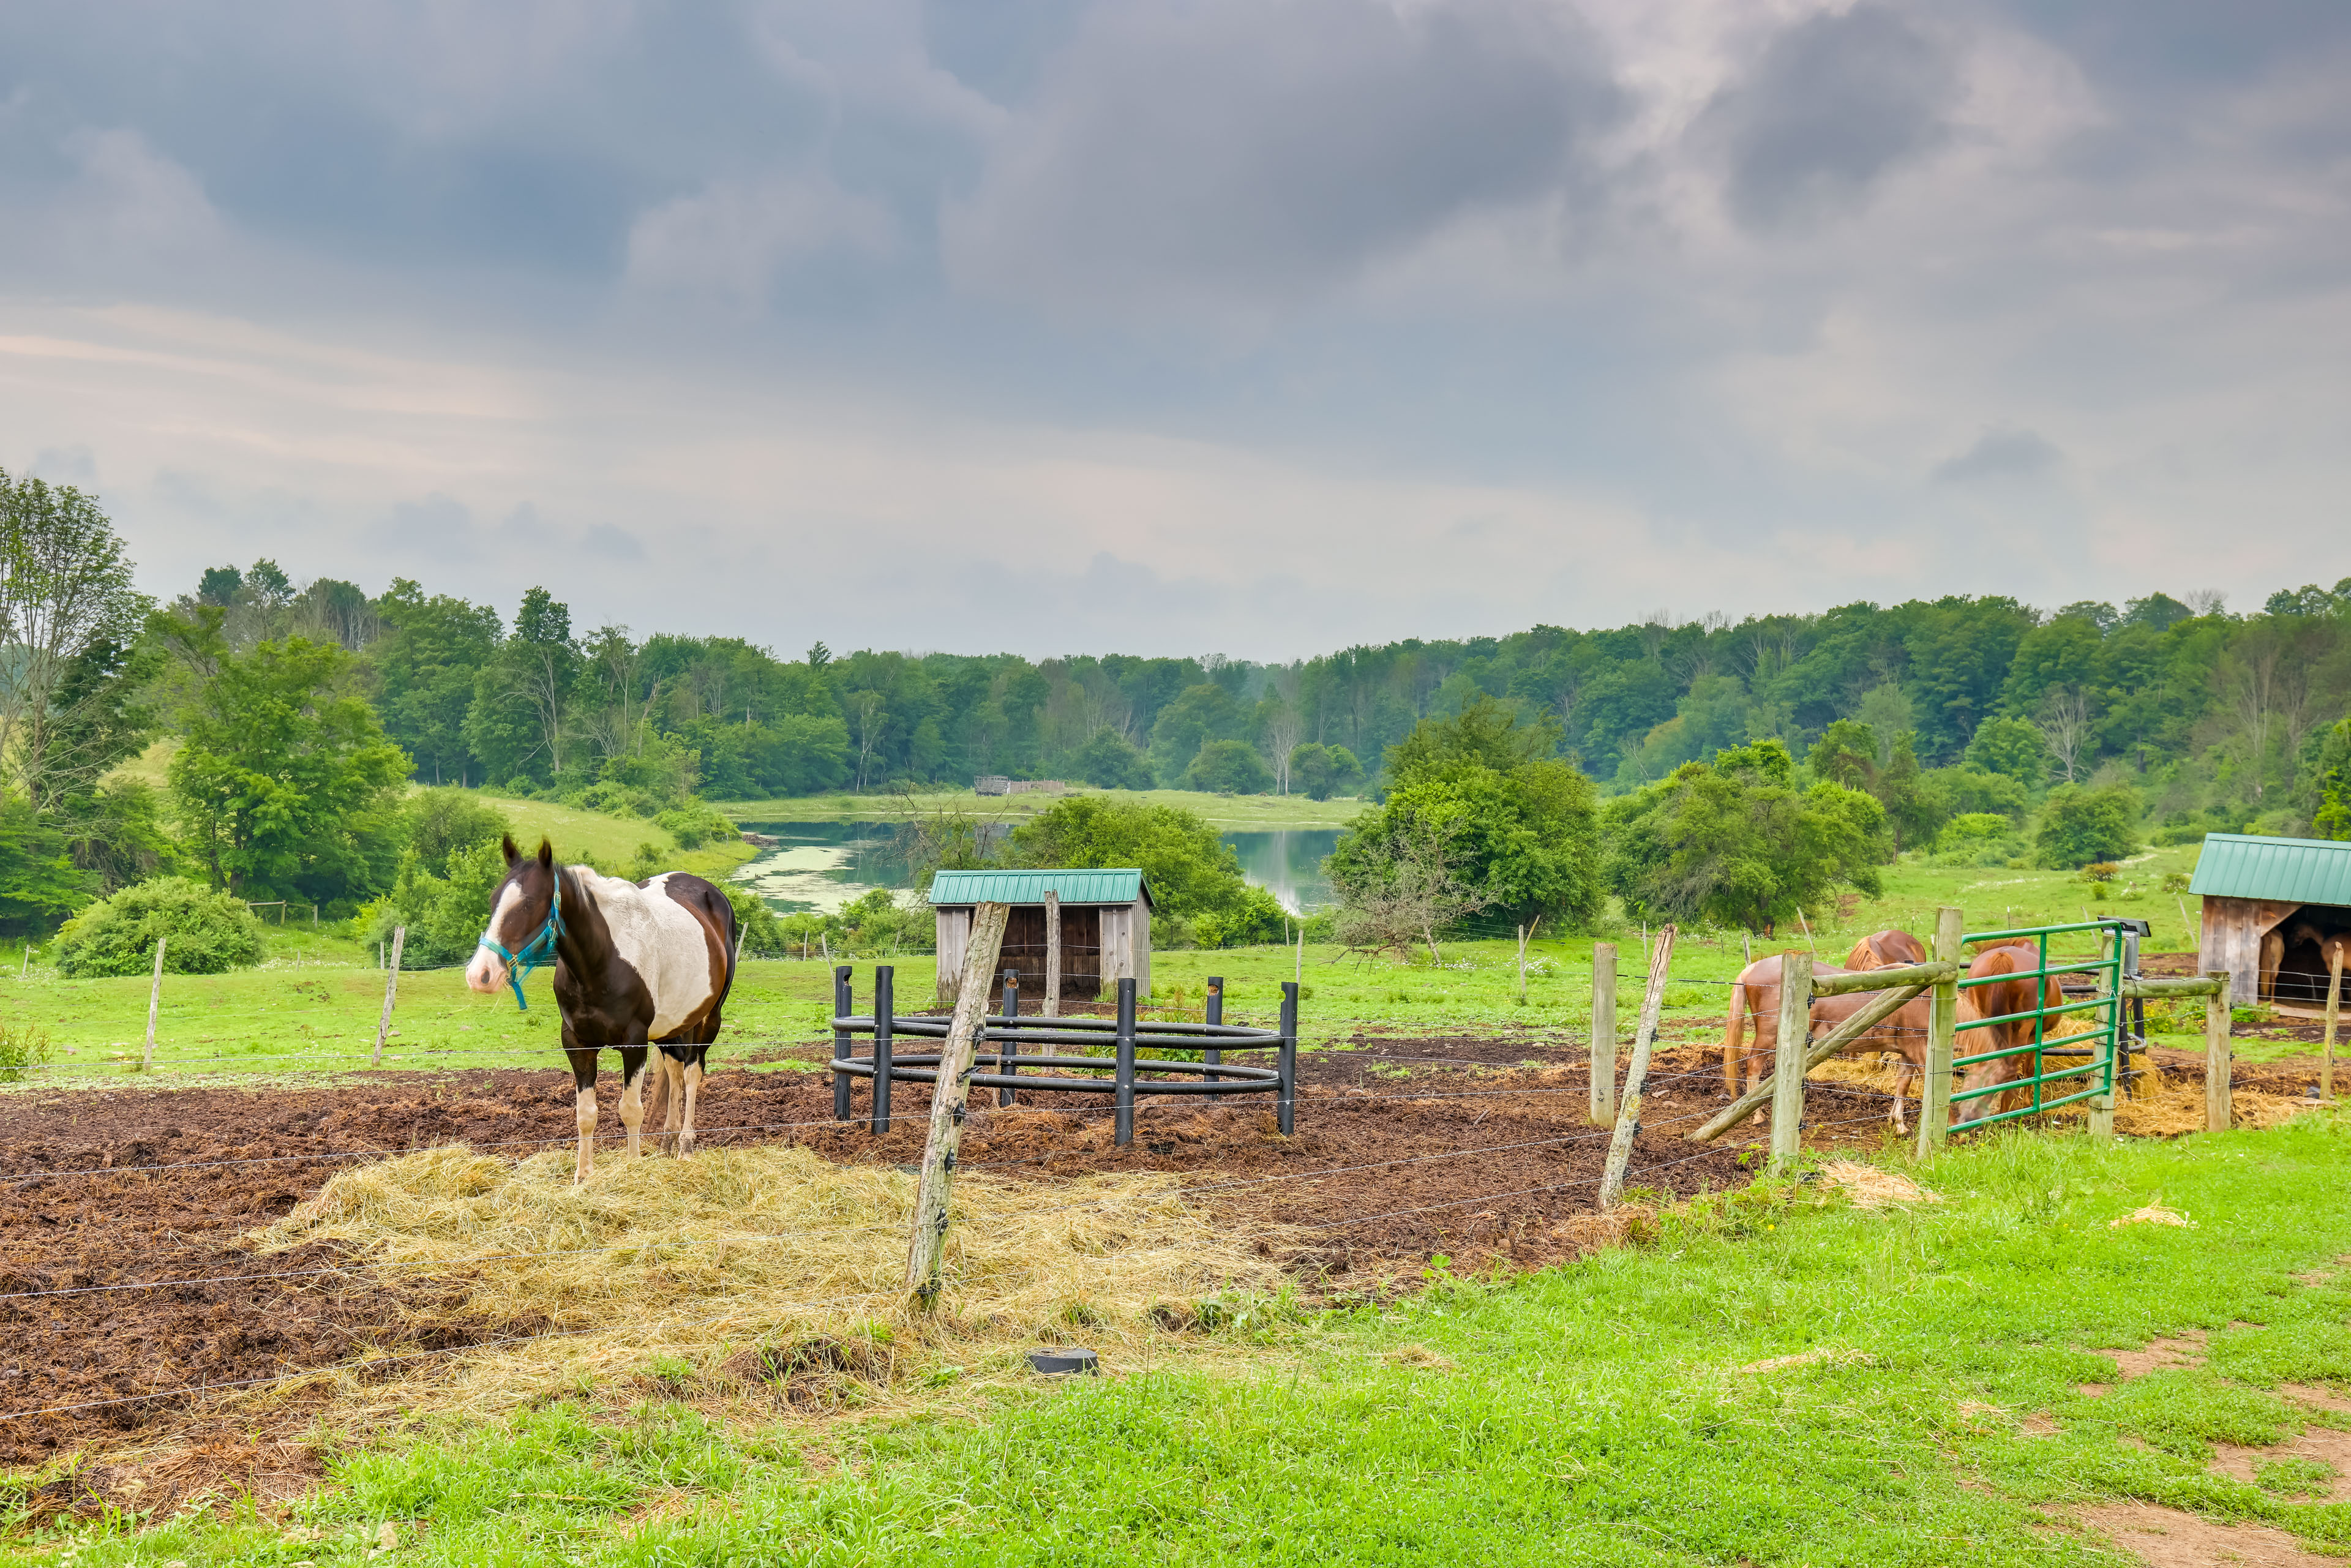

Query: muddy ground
[0,1034,2329,1477]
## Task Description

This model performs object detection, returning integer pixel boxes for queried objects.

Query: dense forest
[323,569,2351,841]
[4,464,2350,939]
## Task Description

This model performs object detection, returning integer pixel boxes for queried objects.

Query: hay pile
[253,1144,1291,1422]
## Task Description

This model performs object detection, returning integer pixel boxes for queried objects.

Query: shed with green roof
[928,868,1155,1004]
[2189,833,2351,1005]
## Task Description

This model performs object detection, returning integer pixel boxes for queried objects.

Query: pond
[731,821,1343,916]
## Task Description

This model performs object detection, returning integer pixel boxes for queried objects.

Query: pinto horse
[465,836,739,1183]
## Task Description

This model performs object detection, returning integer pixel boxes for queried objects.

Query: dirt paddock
[1,1032,2330,1492]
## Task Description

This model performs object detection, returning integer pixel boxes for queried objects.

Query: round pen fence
[829,966,1299,1147]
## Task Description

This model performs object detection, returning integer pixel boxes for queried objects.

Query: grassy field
[0,835,2294,1087]
[14,1112,2351,1564]
[714,786,1369,830]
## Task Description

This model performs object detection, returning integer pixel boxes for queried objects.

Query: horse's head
[467,836,561,999]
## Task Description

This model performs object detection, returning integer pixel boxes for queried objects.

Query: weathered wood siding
[2201,896,2301,1004]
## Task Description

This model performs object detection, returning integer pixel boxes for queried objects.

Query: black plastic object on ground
[1027,1346,1100,1376]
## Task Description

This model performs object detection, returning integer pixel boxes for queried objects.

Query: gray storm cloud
[942,0,1625,314]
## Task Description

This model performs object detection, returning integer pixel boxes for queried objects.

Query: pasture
[6,841,2347,1565]
[710,786,1368,830]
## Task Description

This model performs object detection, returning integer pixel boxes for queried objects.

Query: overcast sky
[2,1,2344,659]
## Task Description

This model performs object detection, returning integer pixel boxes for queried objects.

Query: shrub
[2035,784,2141,869]
[0,1022,52,1082]
[721,887,785,956]
[654,802,738,850]
[56,877,269,977]
[359,841,510,968]
[2082,862,2119,883]
[401,789,511,876]
[1185,739,1274,795]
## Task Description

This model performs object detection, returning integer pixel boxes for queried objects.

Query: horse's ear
[537,838,555,869]
[501,834,520,866]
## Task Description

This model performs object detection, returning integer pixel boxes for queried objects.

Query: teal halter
[478,874,564,1009]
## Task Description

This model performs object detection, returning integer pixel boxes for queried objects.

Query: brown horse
[1844,928,1927,970]
[1720,953,1936,1133]
[1950,943,2066,1125]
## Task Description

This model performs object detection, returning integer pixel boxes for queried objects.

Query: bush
[654,801,738,850]
[56,877,269,977]
[401,789,511,876]
[2035,784,2141,869]
[1070,729,1155,790]
[722,886,784,957]
[1931,811,2023,867]
[2082,862,2119,883]
[0,1022,52,1082]
[1185,739,1274,795]
[359,840,510,968]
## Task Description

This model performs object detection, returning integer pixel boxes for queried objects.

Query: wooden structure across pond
[929,868,1153,1005]
[2190,833,2351,1008]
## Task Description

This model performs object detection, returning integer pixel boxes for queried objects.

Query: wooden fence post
[1043,891,1061,1019]
[141,937,167,1070]
[2323,946,2342,1104]
[905,901,1012,1310]
[1589,942,1618,1127]
[2205,970,2232,1133]
[372,926,405,1068]
[1516,925,1528,1005]
[1769,950,1813,1173]
[1917,906,1962,1157]
[1599,926,1675,1208]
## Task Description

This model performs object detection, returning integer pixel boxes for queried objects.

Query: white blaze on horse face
[465,879,527,994]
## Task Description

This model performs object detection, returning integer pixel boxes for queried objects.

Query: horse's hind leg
[677,1046,706,1158]
[658,1051,686,1155]
[617,1046,651,1161]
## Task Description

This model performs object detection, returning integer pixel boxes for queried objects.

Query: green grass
[493,796,757,882]
[15,1114,2351,1563]
[712,787,1369,830]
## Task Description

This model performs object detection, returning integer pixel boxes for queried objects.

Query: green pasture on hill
[13,1112,2351,1563]
[0,835,2314,1087]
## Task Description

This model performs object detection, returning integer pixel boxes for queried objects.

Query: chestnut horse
[1949,943,2067,1125]
[1720,938,1936,1133]
[466,836,739,1182]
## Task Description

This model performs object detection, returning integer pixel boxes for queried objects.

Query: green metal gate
[1950,918,2136,1128]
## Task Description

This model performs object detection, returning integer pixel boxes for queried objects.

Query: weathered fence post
[1043,891,1062,1019]
[371,926,405,1068]
[141,937,167,1070]
[1589,942,1618,1127]
[1769,950,1813,1174]
[1917,906,1962,1157]
[996,967,1019,1108]
[1202,975,1223,1084]
[871,965,896,1135]
[1599,925,1675,1209]
[1114,978,1138,1147]
[1516,924,1529,1005]
[2205,970,2232,1133]
[1278,980,1299,1136]
[2323,945,2342,1104]
[904,901,1011,1310]
[831,965,853,1121]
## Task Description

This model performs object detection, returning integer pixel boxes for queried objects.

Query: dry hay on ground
[252,1143,1294,1427]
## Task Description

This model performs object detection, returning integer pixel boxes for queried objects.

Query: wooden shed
[2190,832,2351,1008]
[929,868,1154,1005]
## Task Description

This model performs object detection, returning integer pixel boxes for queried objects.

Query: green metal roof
[928,868,1153,908]
[2188,833,2351,906]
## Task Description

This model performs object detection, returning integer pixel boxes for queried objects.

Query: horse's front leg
[618,1046,651,1160]
[677,1048,705,1158]
[1889,1058,1912,1136]
[566,1041,599,1185]
[656,1051,686,1155]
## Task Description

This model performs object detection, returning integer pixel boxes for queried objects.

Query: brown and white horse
[465,836,738,1182]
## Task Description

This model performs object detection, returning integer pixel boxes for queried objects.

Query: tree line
[6,465,2351,938]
